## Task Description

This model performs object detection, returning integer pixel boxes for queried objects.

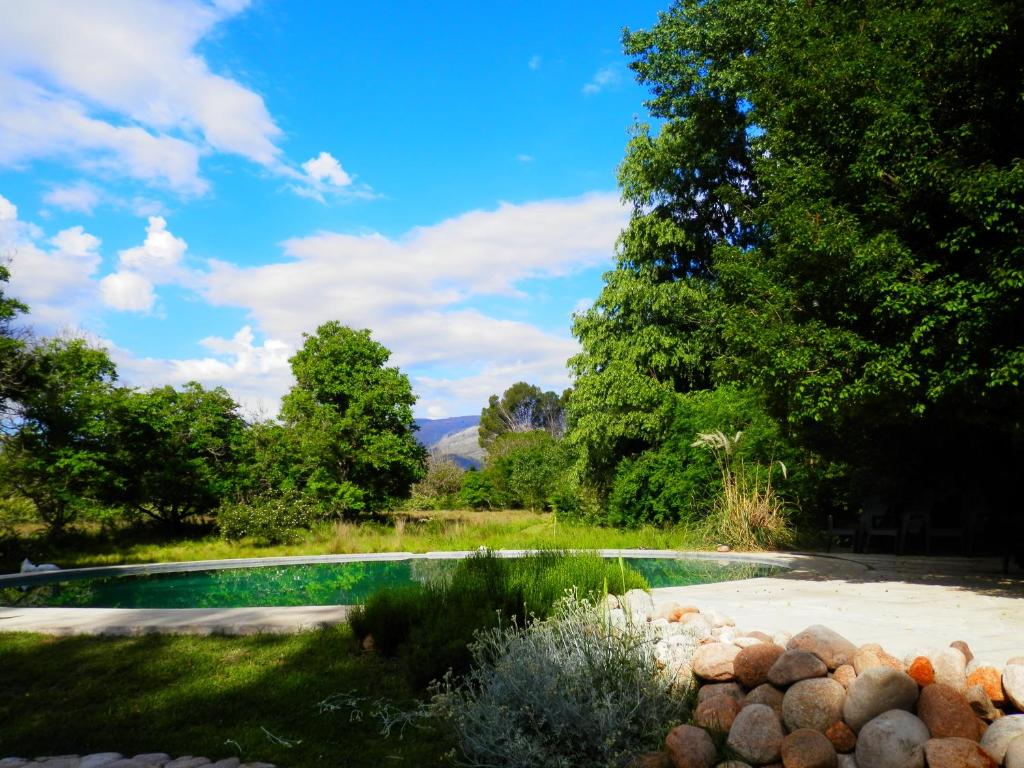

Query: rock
[32,759,79,768]
[930,647,968,693]
[783,678,846,733]
[966,684,1003,722]
[788,626,857,671]
[655,635,698,674]
[628,752,672,768]
[682,614,714,640]
[906,657,934,687]
[768,650,828,687]
[658,603,700,622]
[105,761,147,768]
[81,756,125,768]
[825,721,857,753]
[1007,734,1024,768]
[1004,665,1024,711]
[950,641,974,664]
[665,723,718,768]
[773,630,793,647]
[622,589,656,620]
[165,759,211,768]
[1008,657,1024,666]
[917,682,981,740]
[238,764,276,768]
[923,737,998,768]
[748,631,774,643]
[727,703,785,765]
[836,756,857,768]
[980,715,1024,763]
[968,667,1006,706]
[842,666,919,733]
[833,665,856,689]
[714,626,739,644]
[715,763,752,768]
[735,644,786,688]
[745,683,785,719]
[210,761,241,768]
[0,760,28,768]
[693,642,741,682]
[696,695,742,732]
[132,757,172,766]
[853,648,884,676]
[717,544,732,552]
[855,710,929,768]
[736,636,764,649]
[781,728,838,768]
[699,682,746,706]
[705,609,735,628]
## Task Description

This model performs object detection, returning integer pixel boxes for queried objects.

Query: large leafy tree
[279,322,426,515]
[572,0,1023,504]
[478,382,566,449]
[0,262,28,418]
[0,338,118,534]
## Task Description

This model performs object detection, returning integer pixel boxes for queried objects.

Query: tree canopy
[478,382,566,449]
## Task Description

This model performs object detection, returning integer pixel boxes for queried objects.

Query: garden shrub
[458,469,501,509]
[408,453,464,510]
[349,550,649,689]
[217,493,318,544]
[432,594,694,768]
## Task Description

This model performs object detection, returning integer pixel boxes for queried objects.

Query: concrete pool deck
[1,550,1021,662]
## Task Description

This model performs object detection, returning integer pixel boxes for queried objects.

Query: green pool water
[0,557,781,609]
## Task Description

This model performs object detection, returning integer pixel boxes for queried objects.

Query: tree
[478,382,566,449]
[571,0,1023,510]
[0,261,29,419]
[0,338,118,534]
[279,322,426,515]
[107,382,245,528]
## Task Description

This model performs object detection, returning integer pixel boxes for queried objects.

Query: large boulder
[782,678,846,733]
[854,710,929,768]
[1004,664,1024,711]
[695,695,742,733]
[743,683,785,721]
[979,715,1024,764]
[842,666,919,733]
[665,724,717,768]
[726,703,784,765]
[734,643,786,689]
[698,682,745,706]
[788,626,857,671]
[767,650,828,687]
[917,682,981,740]
[781,729,838,768]
[922,737,997,768]
[621,589,655,620]
[693,643,741,682]
[1007,734,1024,768]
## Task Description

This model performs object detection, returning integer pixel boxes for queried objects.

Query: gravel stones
[768,650,828,687]
[842,666,919,733]
[922,737,998,768]
[780,729,838,768]
[1004,664,1024,710]
[854,710,929,768]
[726,703,784,765]
[787,626,857,671]
[734,643,785,688]
[980,715,1024,763]
[783,678,846,733]
[665,724,717,768]
[917,682,981,740]
[693,642,741,682]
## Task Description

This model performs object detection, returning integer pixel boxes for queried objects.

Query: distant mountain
[414,415,483,468]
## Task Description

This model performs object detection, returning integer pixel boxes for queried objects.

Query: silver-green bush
[432,595,695,768]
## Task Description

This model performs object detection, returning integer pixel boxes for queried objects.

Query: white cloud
[100,271,155,312]
[118,216,188,275]
[0,194,16,222]
[528,55,542,71]
[582,65,622,95]
[302,152,352,188]
[42,181,101,215]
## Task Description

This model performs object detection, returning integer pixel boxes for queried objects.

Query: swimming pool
[0,552,783,609]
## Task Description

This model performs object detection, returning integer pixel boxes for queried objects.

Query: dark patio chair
[860,496,901,554]
[825,511,862,553]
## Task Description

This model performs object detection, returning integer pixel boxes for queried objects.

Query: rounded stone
[735,643,786,689]
[782,678,846,734]
[80,756,124,768]
[781,728,838,768]
[968,666,1006,706]
[836,756,856,768]
[1004,665,1024,711]
[855,710,929,768]
[787,626,857,671]
[744,683,785,720]
[980,715,1024,763]
[923,737,998,768]
[627,752,672,768]
[715,763,752,768]
[966,683,1004,722]
[1007,734,1024,768]
[693,642,741,682]
[842,666,919,733]
[931,647,968,693]
[918,682,981,740]
[665,724,718,768]
[906,656,935,687]
[699,682,746,706]
[825,721,856,753]
[696,695,742,733]
[833,665,856,689]
[950,641,975,664]
[726,703,785,765]
[768,650,828,687]
[621,589,656,619]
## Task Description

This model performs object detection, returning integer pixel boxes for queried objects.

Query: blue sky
[0,0,665,417]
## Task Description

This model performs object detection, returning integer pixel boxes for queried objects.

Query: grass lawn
[4,510,708,572]
[0,627,452,767]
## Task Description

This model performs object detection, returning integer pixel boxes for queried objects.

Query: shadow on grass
[0,627,452,767]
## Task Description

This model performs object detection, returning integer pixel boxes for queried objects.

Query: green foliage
[478,382,566,449]
[485,431,577,512]
[217,493,319,544]
[349,550,649,689]
[279,322,427,516]
[107,382,245,528]
[457,469,499,510]
[432,595,694,768]
[0,261,28,414]
[0,338,119,534]
[408,453,464,510]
